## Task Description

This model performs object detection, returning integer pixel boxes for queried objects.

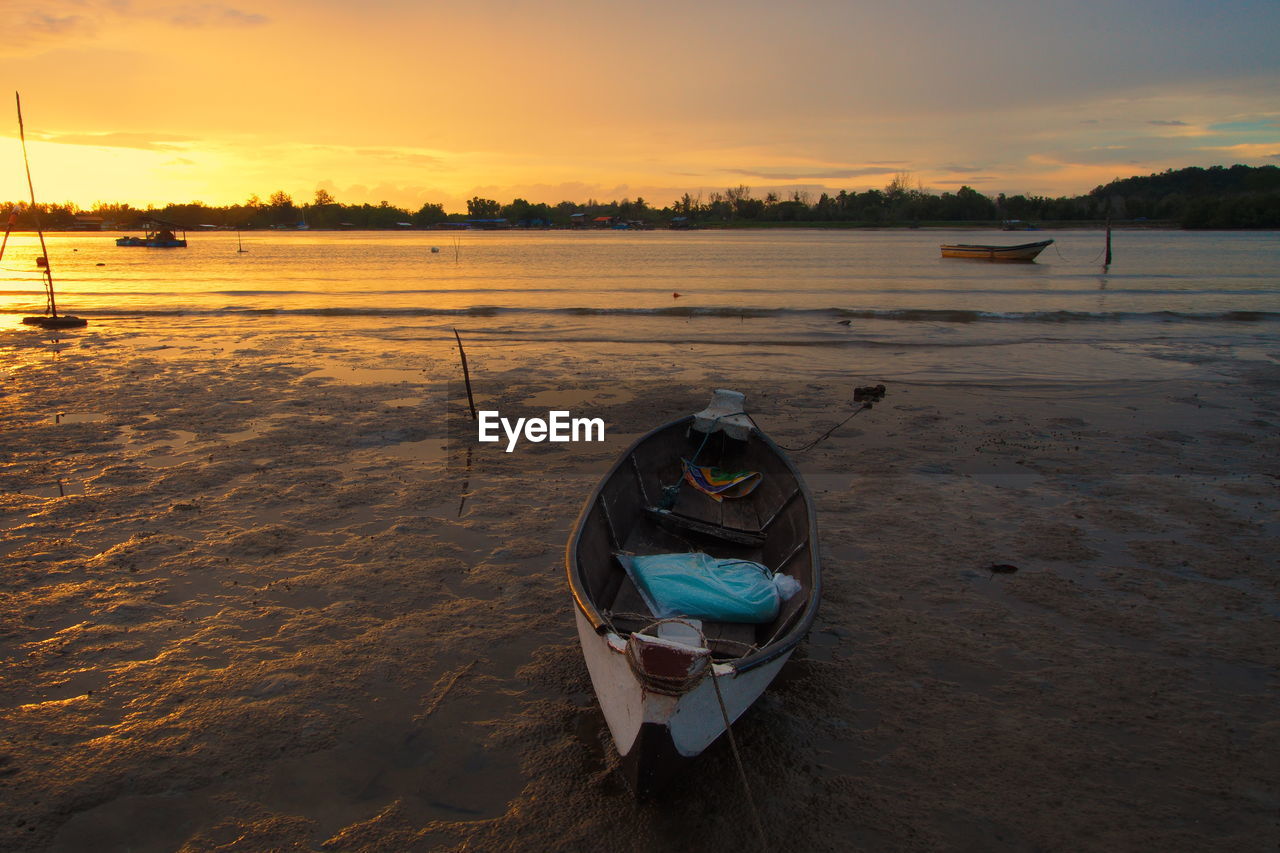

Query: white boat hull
[574,608,790,791]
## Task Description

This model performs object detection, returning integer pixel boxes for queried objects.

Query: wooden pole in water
[16,92,57,317]
[1104,218,1113,266]
[453,327,477,420]
[0,206,17,263]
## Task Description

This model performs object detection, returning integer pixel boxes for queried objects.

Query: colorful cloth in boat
[616,552,782,623]
[681,459,761,502]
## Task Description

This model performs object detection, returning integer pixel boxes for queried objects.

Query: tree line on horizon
[4,164,1277,231]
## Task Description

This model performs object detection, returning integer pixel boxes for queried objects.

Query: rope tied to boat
[622,616,769,849]
[657,410,748,509]
[609,611,761,659]
[772,385,886,453]
[623,617,713,695]
[711,667,770,851]
[1052,240,1109,265]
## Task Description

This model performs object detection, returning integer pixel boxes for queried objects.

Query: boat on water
[5,93,86,329]
[567,390,819,795]
[940,239,1053,261]
[116,218,188,248]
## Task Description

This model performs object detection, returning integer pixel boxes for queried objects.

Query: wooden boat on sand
[940,239,1053,261]
[567,390,820,795]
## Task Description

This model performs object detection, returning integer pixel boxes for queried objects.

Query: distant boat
[116,218,187,248]
[940,239,1053,261]
[6,92,86,329]
[567,390,819,795]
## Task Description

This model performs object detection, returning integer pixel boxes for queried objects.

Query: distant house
[592,215,618,228]
[466,218,510,229]
[71,215,104,231]
[569,213,588,227]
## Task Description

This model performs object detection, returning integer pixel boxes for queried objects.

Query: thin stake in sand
[453,327,477,420]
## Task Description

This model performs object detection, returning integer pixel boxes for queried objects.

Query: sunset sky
[1,0,1277,213]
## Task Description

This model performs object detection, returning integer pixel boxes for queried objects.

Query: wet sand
[1,323,1277,851]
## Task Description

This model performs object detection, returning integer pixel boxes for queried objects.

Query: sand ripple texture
[1,324,1278,852]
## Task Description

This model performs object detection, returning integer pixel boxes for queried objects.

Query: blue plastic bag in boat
[615,552,790,623]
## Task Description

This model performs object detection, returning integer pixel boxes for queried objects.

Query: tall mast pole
[16,91,58,317]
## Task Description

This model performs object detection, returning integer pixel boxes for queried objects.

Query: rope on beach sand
[418,659,477,719]
[766,385,887,453]
[712,673,770,851]
[771,402,870,453]
[621,617,770,850]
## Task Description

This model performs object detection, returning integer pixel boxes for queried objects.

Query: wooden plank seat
[644,506,765,547]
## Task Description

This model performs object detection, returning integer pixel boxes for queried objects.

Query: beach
[2,230,1278,851]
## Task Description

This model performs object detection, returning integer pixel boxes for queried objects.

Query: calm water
[3,228,1277,382]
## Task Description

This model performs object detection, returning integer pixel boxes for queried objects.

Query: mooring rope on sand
[712,672,770,851]
[417,659,477,719]
[618,617,767,848]
[769,384,886,453]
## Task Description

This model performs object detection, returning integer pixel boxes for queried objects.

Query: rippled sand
[2,321,1277,851]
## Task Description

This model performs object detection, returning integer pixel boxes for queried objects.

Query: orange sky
[1,0,1277,213]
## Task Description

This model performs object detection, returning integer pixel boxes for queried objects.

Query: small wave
[833,308,1280,324]
[5,305,1278,323]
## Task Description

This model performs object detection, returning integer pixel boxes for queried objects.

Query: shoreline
[17,221,1280,234]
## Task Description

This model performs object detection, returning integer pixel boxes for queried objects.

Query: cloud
[1208,119,1280,133]
[0,1,267,55]
[1198,142,1280,159]
[936,175,1002,185]
[0,7,97,53]
[36,131,194,151]
[352,148,445,168]
[167,4,268,28]
[724,166,902,181]
[24,11,89,35]
[1039,145,1148,166]
[1148,120,1188,126]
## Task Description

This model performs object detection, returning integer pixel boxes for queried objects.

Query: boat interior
[573,417,815,662]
